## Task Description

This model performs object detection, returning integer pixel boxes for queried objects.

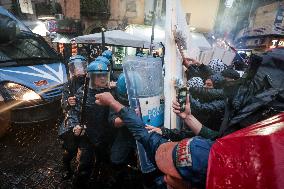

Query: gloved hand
[109,81,117,88]
[73,125,86,136]
[68,96,76,106]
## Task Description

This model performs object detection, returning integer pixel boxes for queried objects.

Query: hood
[0,62,67,95]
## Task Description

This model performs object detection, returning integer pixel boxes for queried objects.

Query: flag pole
[164,0,178,129]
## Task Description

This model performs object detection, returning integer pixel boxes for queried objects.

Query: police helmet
[87,60,109,89]
[95,56,110,66]
[68,55,87,78]
[102,50,113,60]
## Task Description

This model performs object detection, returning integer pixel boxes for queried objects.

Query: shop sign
[270,39,284,48]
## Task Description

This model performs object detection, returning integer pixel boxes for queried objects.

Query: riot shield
[123,56,164,173]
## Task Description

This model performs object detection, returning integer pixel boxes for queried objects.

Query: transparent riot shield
[123,56,164,173]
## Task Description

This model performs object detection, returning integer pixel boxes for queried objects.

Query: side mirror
[0,16,17,44]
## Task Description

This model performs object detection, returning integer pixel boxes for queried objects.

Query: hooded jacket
[198,51,284,139]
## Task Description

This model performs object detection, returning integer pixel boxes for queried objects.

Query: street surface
[0,120,69,189]
[0,120,143,189]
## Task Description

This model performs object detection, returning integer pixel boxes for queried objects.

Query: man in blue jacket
[95,92,213,188]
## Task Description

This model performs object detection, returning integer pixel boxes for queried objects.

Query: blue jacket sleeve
[117,107,168,161]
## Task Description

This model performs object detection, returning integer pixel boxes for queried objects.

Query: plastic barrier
[123,56,164,173]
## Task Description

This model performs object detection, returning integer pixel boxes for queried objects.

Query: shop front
[236,35,284,54]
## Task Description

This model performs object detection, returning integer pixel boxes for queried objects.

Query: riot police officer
[102,50,118,84]
[65,59,111,188]
[94,55,116,88]
[59,55,87,180]
[61,55,88,111]
[102,50,112,61]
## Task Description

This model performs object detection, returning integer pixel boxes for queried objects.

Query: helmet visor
[69,60,87,78]
[89,72,110,89]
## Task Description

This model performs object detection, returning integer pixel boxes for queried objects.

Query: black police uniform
[108,94,136,165]
[65,86,111,188]
[58,76,85,178]
[107,92,139,188]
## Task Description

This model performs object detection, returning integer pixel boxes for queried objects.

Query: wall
[82,0,145,33]
[250,1,283,29]
[235,1,284,40]
[181,0,220,33]
[59,0,80,20]
[108,0,145,27]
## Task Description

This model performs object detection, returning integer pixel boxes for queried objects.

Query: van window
[0,8,31,33]
[0,33,59,66]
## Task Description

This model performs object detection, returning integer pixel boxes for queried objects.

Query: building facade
[57,0,161,34]
[181,0,220,33]
[235,1,284,52]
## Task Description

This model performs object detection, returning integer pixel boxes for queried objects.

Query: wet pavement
[0,120,144,189]
[0,120,68,189]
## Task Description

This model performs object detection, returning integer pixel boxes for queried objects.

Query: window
[0,33,58,65]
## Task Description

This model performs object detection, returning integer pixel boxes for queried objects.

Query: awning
[125,24,165,44]
[52,33,77,44]
[74,30,148,48]
[125,25,212,50]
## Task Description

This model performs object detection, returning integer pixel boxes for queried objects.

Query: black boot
[72,171,90,189]
[62,150,73,180]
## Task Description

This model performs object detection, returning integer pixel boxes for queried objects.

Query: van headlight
[2,82,41,101]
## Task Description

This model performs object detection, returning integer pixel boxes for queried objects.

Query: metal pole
[164,0,178,129]
[150,0,157,54]
[101,27,106,51]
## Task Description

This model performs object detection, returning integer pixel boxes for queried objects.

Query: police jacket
[66,87,111,145]
[61,76,85,113]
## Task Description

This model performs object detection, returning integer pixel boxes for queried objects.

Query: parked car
[0,7,67,136]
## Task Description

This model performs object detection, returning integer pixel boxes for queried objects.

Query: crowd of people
[58,48,284,189]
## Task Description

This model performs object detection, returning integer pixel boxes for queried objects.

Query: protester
[208,59,226,73]
[187,77,204,88]
[183,58,213,80]
[232,53,248,71]
[206,73,224,89]
[95,92,210,188]
[94,50,284,189]
[221,68,240,81]
[204,78,214,89]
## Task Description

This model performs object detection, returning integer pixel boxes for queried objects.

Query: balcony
[80,0,110,19]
